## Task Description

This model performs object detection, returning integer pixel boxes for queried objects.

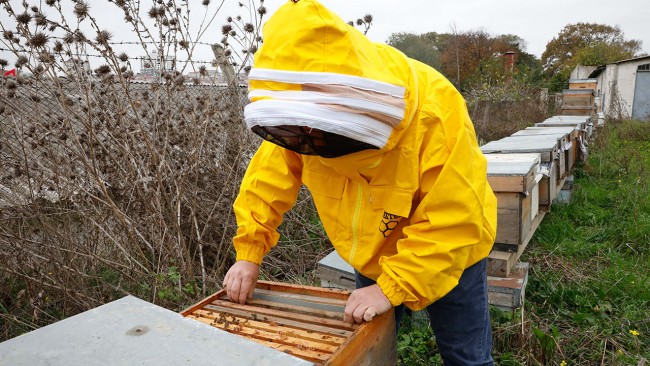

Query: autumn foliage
[542,23,642,76]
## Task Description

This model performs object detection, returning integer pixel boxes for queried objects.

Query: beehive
[535,116,592,141]
[511,127,578,173]
[182,281,397,365]
[569,78,598,92]
[481,135,562,209]
[561,89,597,117]
[485,153,542,276]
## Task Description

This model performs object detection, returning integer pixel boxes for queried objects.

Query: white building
[64,58,91,76]
[572,56,650,120]
[140,50,176,76]
[187,69,225,84]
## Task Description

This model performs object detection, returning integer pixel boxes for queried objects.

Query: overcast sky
[0,0,648,72]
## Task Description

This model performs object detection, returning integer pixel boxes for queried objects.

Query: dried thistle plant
[1,0,327,343]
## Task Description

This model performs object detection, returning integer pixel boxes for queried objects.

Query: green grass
[398,121,650,365]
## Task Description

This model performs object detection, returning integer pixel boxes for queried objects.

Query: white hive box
[481,135,563,209]
[512,127,578,172]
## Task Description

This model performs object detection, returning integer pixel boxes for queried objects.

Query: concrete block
[0,296,312,366]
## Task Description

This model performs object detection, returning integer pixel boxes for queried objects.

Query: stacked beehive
[563,78,599,117]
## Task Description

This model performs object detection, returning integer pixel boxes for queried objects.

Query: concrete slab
[0,296,313,366]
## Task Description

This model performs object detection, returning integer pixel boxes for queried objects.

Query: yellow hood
[245,0,419,153]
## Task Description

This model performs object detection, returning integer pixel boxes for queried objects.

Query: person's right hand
[223,260,260,304]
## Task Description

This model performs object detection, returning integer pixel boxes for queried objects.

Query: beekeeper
[223,1,497,364]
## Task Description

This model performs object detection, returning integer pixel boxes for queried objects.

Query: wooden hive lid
[485,153,541,193]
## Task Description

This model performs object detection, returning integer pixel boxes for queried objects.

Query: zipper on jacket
[348,183,363,265]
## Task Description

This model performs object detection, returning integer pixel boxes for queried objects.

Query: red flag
[4,69,16,76]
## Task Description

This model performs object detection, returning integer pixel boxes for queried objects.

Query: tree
[387,28,541,91]
[573,41,639,66]
[386,32,442,71]
[541,23,643,76]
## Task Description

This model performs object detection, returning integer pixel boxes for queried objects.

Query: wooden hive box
[511,127,578,173]
[535,117,592,157]
[562,89,597,117]
[569,78,598,91]
[485,153,542,277]
[182,281,397,366]
[481,136,562,210]
[562,89,595,107]
[488,262,531,313]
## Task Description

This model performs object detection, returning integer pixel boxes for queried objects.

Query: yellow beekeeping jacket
[233,0,497,311]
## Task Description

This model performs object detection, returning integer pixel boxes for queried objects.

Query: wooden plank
[494,192,522,245]
[204,304,353,338]
[180,289,226,316]
[487,251,515,277]
[323,310,397,366]
[252,288,349,307]
[251,338,331,363]
[193,309,347,346]
[211,300,358,331]
[223,297,345,321]
[252,337,330,363]
[488,289,517,308]
[191,312,339,354]
[487,175,525,193]
[251,292,345,313]
[562,94,595,107]
[256,281,351,302]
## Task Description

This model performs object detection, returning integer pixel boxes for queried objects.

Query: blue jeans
[355,258,494,366]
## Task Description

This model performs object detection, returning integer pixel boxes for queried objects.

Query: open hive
[181,280,396,365]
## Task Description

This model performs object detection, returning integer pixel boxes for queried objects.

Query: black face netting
[251,125,379,158]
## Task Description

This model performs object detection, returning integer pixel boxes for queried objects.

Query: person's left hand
[343,284,393,324]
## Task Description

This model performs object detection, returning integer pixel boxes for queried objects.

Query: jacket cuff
[377,272,407,307]
[235,245,265,266]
